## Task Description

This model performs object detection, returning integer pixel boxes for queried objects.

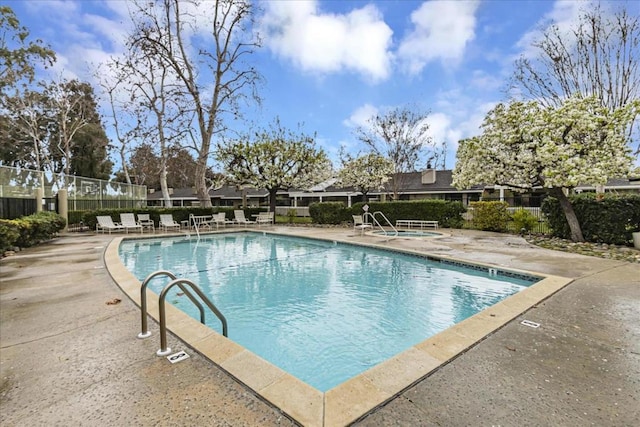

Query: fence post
[58,189,68,231]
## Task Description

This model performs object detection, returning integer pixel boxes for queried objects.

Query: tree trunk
[269,188,278,213]
[194,158,211,207]
[551,187,584,242]
[159,164,172,208]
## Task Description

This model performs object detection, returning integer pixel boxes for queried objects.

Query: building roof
[146,170,639,201]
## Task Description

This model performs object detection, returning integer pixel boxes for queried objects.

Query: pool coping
[104,230,573,427]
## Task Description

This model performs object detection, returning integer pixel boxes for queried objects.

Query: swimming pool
[119,232,538,392]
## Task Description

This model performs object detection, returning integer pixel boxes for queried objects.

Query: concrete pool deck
[1,227,639,426]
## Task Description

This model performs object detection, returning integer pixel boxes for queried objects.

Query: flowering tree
[337,153,394,201]
[216,120,332,213]
[453,96,639,242]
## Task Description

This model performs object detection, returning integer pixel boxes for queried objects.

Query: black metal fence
[0,196,145,220]
[0,197,58,220]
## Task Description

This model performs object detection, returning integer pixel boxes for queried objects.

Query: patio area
[1,228,638,426]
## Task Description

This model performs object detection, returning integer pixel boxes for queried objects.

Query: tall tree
[124,0,262,207]
[45,79,112,182]
[217,120,332,213]
[355,106,436,199]
[124,143,204,189]
[1,87,51,170]
[106,46,187,207]
[0,6,55,169]
[511,3,640,155]
[453,96,638,242]
[0,6,55,93]
[337,153,394,202]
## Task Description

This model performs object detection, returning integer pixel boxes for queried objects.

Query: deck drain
[167,350,190,364]
[521,320,540,328]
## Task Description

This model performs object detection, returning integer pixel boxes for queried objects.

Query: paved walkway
[1,229,638,426]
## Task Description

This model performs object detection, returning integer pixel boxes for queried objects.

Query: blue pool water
[119,232,537,391]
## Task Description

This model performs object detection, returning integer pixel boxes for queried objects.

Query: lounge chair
[120,213,144,233]
[353,215,372,235]
[159,214,181,232]
[212,212,231,229]
[96,215,126,234]
[256,211,274,226]
[234,210,255,225]
[137,213,155,232]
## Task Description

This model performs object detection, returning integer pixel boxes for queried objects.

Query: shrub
[512,209,539,233]
[0,220,20,252]
[542,193,640,245]
[469,201,510,232]
[351,200,466,228]
[8,212,67,249]
[287,209,297,224]
[309,202,350,224]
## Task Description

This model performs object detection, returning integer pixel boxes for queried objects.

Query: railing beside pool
[137,270,228,356]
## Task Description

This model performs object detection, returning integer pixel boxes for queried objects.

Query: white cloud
[425,113,461,146]
[398,0,480,74]
[343,103,379,129]
[515,0,584,59]
[260,1,393,82]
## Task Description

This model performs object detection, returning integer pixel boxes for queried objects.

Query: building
[146,169,640,209]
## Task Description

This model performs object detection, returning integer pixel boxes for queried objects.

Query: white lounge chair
[256,211,274,226]
[234,210,255,225]
[120,213,144,233]
[159,214,181,232]
[96,216,126,234]
[212,212,231,229]
[353,215,372,235]
[137,213,155,232]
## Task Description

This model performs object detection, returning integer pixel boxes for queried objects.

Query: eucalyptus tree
[105,41,190,207]
[453,96,639,242]
[337,152,394,202]
[0,6,55,93]
[511,3,640,155]
[1,87,51,170]
[0,6,55,169]
[355,106,436,199]
[44,79,113,183]
[123,0,262,207]
[216,120,332,213]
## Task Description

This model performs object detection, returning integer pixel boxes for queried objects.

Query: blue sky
[9,0,637,171]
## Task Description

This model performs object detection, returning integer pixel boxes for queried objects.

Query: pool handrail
[157,277,228,356]
[138,270,206,339]
[364,211,398,237]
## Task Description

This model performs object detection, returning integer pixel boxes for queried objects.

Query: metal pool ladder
[364,211,398,236]
[138,270,228,356]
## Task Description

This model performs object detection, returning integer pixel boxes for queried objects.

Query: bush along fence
[0,212,67,253]
[309,200,467,228]
[542,193,640,246]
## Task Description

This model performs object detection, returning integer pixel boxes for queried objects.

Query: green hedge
[542,193,640,245]
[0,220,21,252]
[309,200,466,227]
[468,201,510,232]
[0,211,67,252]
[309,202,351,224]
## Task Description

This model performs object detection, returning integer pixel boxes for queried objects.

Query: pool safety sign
[167,350,190,364]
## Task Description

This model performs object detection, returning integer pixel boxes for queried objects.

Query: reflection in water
[120,232,536,392]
